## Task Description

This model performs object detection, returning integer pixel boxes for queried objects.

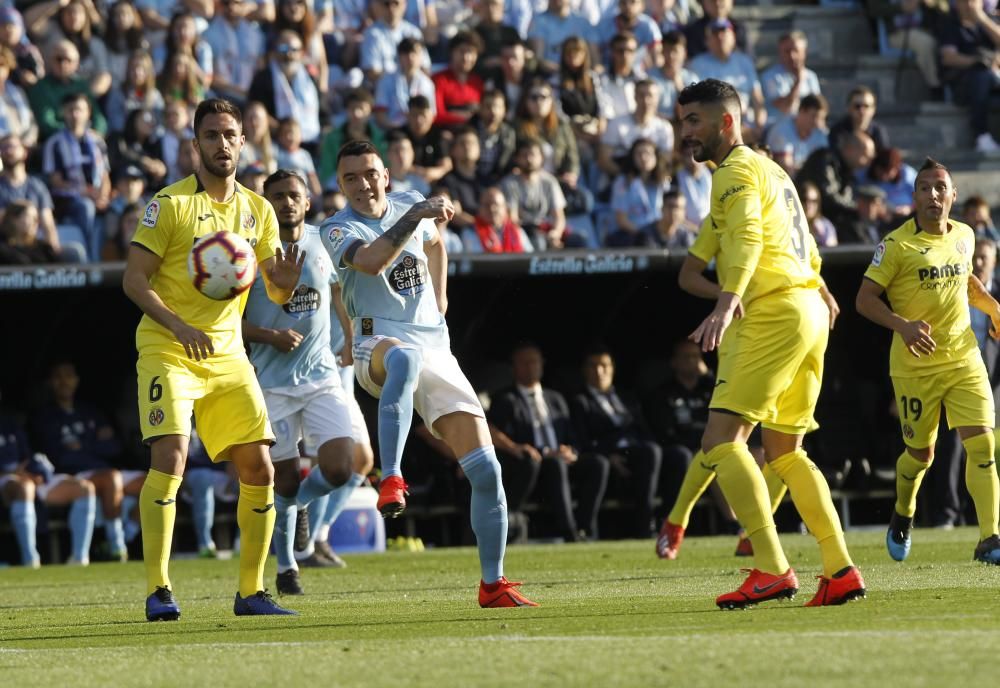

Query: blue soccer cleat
[234,590,298,616]
[146,586,181,621]
[974,535,1000,565]
[886,511,912,562]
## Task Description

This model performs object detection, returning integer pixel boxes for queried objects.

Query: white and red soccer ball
[188,231,257,300]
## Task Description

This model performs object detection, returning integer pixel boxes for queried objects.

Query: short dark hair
[450,30,484,54]
[194,98,242,136]
[663,30,686,48]
[846,85,875,104]
[799,94,827,113]
[408,94,432,111]
[263,168,308,193]
[515,136,543,156]
[60,91,89,110]
[386,128,412,146]
[336,140,381,169]
[452,124,478,142]
[677,78,742,114]
[964,194,990,211]
[480,88,506,107]
[583,344,614,363]
[345,87,374,107]
[663,188,683,204]
[916,156,951,184]
[610,31,637,49]
[397,36,423,54]
[511,340,542,359]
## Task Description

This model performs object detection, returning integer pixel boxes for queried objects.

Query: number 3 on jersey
[784,187,808,262]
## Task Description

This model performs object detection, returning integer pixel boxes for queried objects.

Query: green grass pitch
[2,527,999,687]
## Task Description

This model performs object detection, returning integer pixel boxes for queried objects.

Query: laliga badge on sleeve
[142,201,160,227]
[871,241,886,267]
[328,226,346,251]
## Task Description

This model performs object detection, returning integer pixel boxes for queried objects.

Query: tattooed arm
[343,197,455,275]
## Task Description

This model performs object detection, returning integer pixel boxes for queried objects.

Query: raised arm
[259,244,305,305]
[969,274,1000,339]
[424,224,448,315]
[344,196,454,275]
[856,277,936,357]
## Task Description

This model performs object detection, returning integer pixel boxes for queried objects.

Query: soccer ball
[188,231,257,300]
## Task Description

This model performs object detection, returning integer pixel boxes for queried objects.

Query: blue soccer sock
[11,500,39,567]
[121,495,140,542]
[296,465,336,509]
[317,473,365,541]
[378,345,421,478]
[105,517,126,555]
[185,469,217,551]
[69,493,96,563]
[273,493,298,572]
[459,446,507,584]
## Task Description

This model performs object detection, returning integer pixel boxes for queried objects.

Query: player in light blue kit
[321,140,537,608]
[244,170,373,595]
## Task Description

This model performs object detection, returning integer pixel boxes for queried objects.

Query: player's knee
[384,345,422,382]
[353,444,375,475]
[272,460,301,496]
[907,446,933,463]
[10,477,34,502]
[78,479,96,498]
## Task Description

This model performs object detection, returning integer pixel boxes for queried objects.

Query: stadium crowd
[2,0,1000,566]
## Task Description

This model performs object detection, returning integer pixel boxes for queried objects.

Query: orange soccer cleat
[479,577,539,608]
[655,521,685,560]
[805,566,867,607]
[716,568,799,610]
[377,475,409,518]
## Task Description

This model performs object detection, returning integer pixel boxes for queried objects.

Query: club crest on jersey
[902,423,914,440]
[283,283,321,319]
[148,407,165,427]
[390,254,426,296]
[242,211,256,231]
[956,238,967,255]
[328,226,346,250]
[142,201,160,227]
[871,241,886,267]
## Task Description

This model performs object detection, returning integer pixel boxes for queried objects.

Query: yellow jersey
[863,218,979,378]
[708,145,822,306]
[131,175,281,357]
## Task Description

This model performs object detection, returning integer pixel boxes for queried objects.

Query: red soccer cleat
[377,475,409,518]
[479,577,539,608]
[805,566,867,607]
[734,534,754,557]
[716,568,799,610]
[655,520,685,560]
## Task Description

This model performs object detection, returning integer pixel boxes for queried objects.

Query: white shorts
[354,335,484,438]
[36,473,83,501]
[264,378,354,461]
[181,467,238,503]
[77,468,146,486]
[338,363,371,447]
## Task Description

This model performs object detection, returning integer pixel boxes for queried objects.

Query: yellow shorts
[891,361,995,448]
[711,288,828,434]
[137,351,274,461]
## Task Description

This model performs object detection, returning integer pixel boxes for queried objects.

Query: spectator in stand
[868,0,947,100]
[488,342,610,542]
[399,95,452,185]
[29,40,107,141]
[32,360,145,563]
[962,195,1000,240]
[647,0,692,34]
[645,187,698,248]
[104,50,164,135]
[237,160,268,195]
[183,425,239,558]
[800,180,838,247]
[385,129,430,195]
[599,79,674,179]
[501,137,573,250]
[464,186,532,253]
[765,93,829,175]
[649,30,698,121]
[607,137,671,246]
[202,0,266,103]
[374,37,436,131]
[440,125,487,235]
[598,0,663,68]
[0,398,96,567]
[248,29,321,148]
[598,32,643,121]
[238,100,276,176]
[152,12,214,95]
[474,0,521,77]
[937,0,1000,152]
[175,134,199,180]
[102,164,147,256]
[760,31,822,124]
[862,147,917,220]
[157,52,206,112]
[271,0,329,101]
[101,201,142,261]
[469,88,516,185]
[483,39,535,116]
[572,347,663,538]
[558,36,606,176]
[0,200,59,264]
[674,151,711,227]
[42,93,110,261]
[317,88,387,189]
[158,99,193,184]
[433,30,485,129]
[274,118,322,201]
[683,0,749,58]
[135,0,213,49]
[687,19,766,136]
[502,0,537,38]
[527,0,598,75]
[0,46,38,147]
[327,0,368,70]
[827,85,890,153]
[0,8,45,89]
[360,0,423,83]
[796,130,876,244]
[104,1,149,85]
[0,134,65,258]
[426,184,466,254]
[25,0,111,98]
[107,108,166,189]
[853,184,893,244]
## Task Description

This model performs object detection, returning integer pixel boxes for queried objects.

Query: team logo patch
[389,254,426,296]
[148,407,165,427]
[142,201,160,227]
[902,423,914,440]
[871,241,886,267]
[242,211,256,231]
[956,239,967,255]
[328,226,346,250]
[283,283,321,319]
[361,317,374,336]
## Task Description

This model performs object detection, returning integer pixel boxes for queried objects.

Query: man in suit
[488,343,610,541]
[571,347,663,538]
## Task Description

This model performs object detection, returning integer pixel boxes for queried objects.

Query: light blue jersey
[245,225,339,389]
[320,190,449,351]
[328,266,346,355]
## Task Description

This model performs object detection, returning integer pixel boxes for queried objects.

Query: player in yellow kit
[122,99,305,620]
[856,158,1000,565]
[677,79,865,609]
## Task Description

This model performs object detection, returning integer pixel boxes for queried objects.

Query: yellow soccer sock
[769,450,853,577]
[139,469,182,595]
[761,462,787,514]
[894,450,931,518]
[705,442,789,574]
[667,451,716,528]
[962,432,1000,540]
[237,481,276,597]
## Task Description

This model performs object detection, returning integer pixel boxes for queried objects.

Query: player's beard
[690,131,721,163]
[201,154,236,180]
